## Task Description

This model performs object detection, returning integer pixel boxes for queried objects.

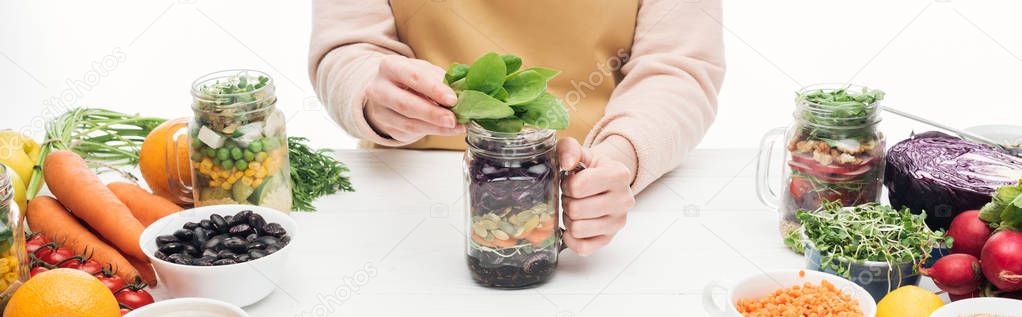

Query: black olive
[236,254,251,262]
[212,258,238,266]
[210,214,228,233]
[262,223,287,237]
[199,219,214,230]
[223,237,248,253]
[247,242,266,250]
[229,224,254,237]
[248,214,266,234]
[167,253,193,265]
[264,245,280,254]
[154,251,168,260]
[155,235,179,247]
[173,229,194,242]
[256,236,279,246]
[232,210,253,226]
[192,256,217,266]
[204,236,224,251]
[193,227,208,248]
[183,221,200,230]
[223,215,234,226]
[183,244,200,257]
[158,242,185,255]
[202,249,218,258]
[245,233,259,242]
[216,250,238,261]
[249,249,267,260]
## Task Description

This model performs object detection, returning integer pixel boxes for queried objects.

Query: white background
[2,0,1020,150]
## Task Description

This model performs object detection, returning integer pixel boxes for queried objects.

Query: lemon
[876,285,944,317]
[4,268,120,317]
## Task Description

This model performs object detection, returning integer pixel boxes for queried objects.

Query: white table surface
[157,148,936,316]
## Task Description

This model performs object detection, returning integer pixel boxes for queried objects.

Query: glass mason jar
[188,70,294,212]
[757,84,886,240]
[464,123,561,288]
[0,164,27,308]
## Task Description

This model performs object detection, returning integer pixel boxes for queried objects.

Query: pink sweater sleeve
[309,0,412,147]
[584,0,726,193]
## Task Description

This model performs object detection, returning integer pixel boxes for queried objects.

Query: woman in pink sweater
[310,0,725,255]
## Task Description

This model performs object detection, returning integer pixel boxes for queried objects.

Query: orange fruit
[139,117,193,205]
[4,268,120,317]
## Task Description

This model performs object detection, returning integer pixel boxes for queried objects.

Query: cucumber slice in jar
[232,181,255,203]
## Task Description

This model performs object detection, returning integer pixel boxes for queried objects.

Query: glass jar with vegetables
[449,52,570,288]
[189,70,293,212]
[756,84,886,245]
[464,123,561,288]
[0,164,27,308]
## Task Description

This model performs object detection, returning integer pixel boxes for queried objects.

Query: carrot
[525,228,553,247]
[126,255,158,286]
[108,181,183,227]
[27,196,151,284]
[736,280,862,317]
[43,150,148,261]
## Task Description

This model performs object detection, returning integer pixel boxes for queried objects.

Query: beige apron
[374,0,638,150]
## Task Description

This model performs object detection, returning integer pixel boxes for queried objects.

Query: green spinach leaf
[465,52,506,94]
[490,86,509,102]
[501,54,522,74]
[445,63,469,84]
[451,90,514,123]
[513,67,560,81]
[512,92,568,129]
[476,117,525,133]
[503,70,546,105]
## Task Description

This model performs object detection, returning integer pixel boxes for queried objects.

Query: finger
[382,58,458,106]
[373,108,463,141]
[556,138,585,170]
[566,215,625,239]
[375,83,459,128]
[562,169,613,199]
[563,194,622,220]
[563,234,612,257]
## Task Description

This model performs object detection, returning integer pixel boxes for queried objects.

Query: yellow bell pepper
[0,130,41,183]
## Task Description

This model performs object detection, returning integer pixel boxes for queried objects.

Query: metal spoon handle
[882,106,1006,149]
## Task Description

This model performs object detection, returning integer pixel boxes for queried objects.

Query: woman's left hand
[557,138,636,256]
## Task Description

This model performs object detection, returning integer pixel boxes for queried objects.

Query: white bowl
[125,298,248,317]
[702,270,877,317]
[930,297,1022,317]
[139,205,297,307]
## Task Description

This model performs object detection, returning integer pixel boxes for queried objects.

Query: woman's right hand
[364,55,465,142]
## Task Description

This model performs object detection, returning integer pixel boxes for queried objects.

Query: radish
[981,230,1022,292]
[921,253,983,295]
[947,210,993,257]
[948,290,980,302]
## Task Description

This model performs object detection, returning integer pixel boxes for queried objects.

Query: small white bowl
[125,298,248,317]
[703,270,877,317]
[930,297,1022,317]
[139,205,297,307]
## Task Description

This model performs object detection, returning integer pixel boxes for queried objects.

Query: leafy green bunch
[798,202,947,277]
[444,52,568,133]
[979,180,1022,231]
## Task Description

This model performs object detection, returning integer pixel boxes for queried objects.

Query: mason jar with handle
[187,70,294,213]
[464,122,574,288]
[756,84,886,241]
[0,164,28,309]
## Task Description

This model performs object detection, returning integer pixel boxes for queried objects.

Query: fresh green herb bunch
[27,108,166,199]
[287,136,354,211]
[444,52,568,133]
[979,180,1022,230]
[797,87,884,139]
[798,202,947,277]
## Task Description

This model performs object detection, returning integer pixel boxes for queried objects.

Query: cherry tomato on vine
[115,289,155,309]
[77,259,103,275]
[40,248,74,266]
[29,266,48,277]
[26,235,50,254]
[95,274,127,293]
[57,258,83,270]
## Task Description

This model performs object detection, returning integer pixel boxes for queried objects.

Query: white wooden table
[193,148,933,316]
